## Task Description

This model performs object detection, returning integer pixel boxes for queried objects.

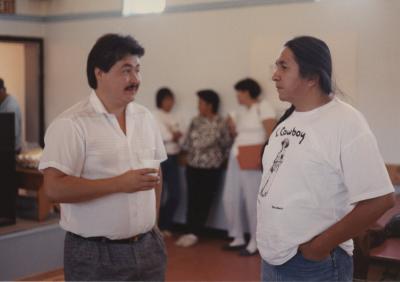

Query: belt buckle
[129,234,140,242]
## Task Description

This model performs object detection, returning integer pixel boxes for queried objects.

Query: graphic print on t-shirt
[260,138,290,197]
[275,126,306,144]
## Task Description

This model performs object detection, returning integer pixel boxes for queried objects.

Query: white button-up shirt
[39,92,167,239]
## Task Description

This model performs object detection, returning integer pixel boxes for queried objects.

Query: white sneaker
[181,234,198,247]
[175,234,186,246]
[161,230,172,237]
[245,240,258,254]
[176,234,198,247]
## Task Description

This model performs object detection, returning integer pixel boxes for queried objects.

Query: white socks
[229,237,245,247]
[246,238,257,253]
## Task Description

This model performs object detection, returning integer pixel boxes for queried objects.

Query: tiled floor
[19,233,399,281]
[21,233,260,281]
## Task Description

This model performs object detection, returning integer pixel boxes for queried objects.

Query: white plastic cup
[228,111,237,123]
[171,122,180,132]
[141,159,161,176]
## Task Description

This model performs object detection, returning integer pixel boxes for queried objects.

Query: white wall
[0,0,399,162]
[0,20,44,37]
[15,0,47,16]
[42,0,400,162]
[0,18,44,149]
[15,0,273,16]
[44,0,120,15]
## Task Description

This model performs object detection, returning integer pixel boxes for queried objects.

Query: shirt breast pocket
[132,146,157,163]
[86,140,126,169]
[131,119,162,165]
[131,146,158,168]
[86,138,121,155]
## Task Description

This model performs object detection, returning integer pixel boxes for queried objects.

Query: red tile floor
[21,233,396,281]
[21,234,261,281]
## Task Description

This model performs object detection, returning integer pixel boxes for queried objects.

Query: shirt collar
[89,91,109,115]
[89,91,135,115]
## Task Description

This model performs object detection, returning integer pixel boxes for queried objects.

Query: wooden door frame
[0,35,44,147]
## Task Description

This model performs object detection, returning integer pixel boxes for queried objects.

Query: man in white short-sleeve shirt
[39,34,167,281]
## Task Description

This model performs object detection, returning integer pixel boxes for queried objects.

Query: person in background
[176,89,232,247]
[0,78,22,153]
[154,87,182,236]
[222,78,276,256]
[39,34,167,281]
[258,35,395,282]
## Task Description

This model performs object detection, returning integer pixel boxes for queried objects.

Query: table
[371,195,400,230]
[15,166,52,221]
[369,238,400,262]
[353,195,400,279]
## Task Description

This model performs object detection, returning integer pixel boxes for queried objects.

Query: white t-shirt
[233,99,276,155]
[257,97,394,265]
[153,109,181,155]
[39,92,167,239]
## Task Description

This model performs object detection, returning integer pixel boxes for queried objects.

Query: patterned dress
[184,115,232,169]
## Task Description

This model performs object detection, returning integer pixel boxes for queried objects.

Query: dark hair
[274,36,333,129]
[86,33,145,89]
[234,78,261,99]
[0,78,5,91]
[262,105,295,155]
[197,89,220,113]
[262,36,333,166]
[284,36,332,95]
[156,87,174,108]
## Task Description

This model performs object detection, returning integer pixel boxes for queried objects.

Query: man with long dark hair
[257,36,395,281]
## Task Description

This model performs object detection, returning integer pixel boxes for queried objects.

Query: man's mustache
[125,83,139,91]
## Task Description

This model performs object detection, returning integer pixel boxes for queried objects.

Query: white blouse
[233,99,276,154]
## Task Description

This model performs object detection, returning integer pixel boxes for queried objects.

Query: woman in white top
[257,36,395,281]
[222,78,276,256]
[153,88,182,235]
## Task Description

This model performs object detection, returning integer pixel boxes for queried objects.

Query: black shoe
[221,243,246,251]
[239,248,259,256]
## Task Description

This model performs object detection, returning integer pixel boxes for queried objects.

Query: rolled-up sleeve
[39,118,85,177]
[341,132,394,204]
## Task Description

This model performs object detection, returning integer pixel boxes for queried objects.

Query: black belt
[68,231,148,244]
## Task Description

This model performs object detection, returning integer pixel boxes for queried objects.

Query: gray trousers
[64,229,167,281]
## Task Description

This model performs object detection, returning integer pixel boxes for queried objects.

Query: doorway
[0,36,44,148]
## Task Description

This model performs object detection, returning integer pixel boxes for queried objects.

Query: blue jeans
[261,247,353,282]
